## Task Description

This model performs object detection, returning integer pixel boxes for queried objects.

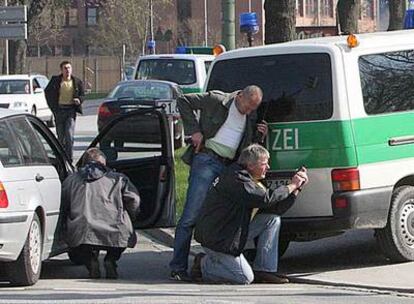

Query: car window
[136,59,196,85]
[32,79,41,91]
[0,120,23,167]
[10,117,49,165]
[359,50,414,115]
[109,82,173,100]
[30,120,68,180]
[96,113,163,162]
[35,76,49,89]
[207,53,333,122]
[0,80,30,94]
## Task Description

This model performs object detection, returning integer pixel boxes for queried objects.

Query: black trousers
[71,244,125,266]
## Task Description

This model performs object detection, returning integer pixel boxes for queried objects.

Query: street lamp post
[204,0,208,47]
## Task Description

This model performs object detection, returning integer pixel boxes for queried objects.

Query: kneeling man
[193,144,308,284]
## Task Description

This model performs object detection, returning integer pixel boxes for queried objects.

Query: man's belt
[201,147,234,165]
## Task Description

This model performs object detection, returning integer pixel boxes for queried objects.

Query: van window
[359,50,414,115]
[136,59,196,85]
[207,53,333,122]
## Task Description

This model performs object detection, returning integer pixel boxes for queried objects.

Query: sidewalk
[143,228,414,293]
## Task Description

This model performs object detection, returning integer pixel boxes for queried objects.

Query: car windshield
[0,80,30,94]
[136,59,196,85]
[108,82,173,100]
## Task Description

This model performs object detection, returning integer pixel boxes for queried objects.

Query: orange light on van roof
[347,34,359,48]
[213,44,226,56]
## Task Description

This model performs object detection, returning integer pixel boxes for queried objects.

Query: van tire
[6,214,42,286]
[376,186,414,262]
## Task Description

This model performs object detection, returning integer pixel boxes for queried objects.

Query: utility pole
[3,0,8,75]
[204,0,208,46]
[222,0,235,50]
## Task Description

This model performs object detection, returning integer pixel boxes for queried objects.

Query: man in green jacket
[170,85,267,281]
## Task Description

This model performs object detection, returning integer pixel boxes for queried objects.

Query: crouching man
[62,148,140,279]
[192,144,308,284]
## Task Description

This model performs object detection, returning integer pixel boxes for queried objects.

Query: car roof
[0,108,27,119]
[116,79,180,87]
[138,54,215,60]
[0,74,47,80]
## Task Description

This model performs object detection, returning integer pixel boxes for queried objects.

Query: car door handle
[35,174,44,182]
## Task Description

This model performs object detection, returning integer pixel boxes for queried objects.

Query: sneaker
[170,270,192,282]
[190,253,205,282]
[86,255,101,279]
[104,259,118,279]
[253,271,289,284]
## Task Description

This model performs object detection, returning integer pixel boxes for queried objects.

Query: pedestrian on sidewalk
[170,86,268,281]
[62,148,140,279]
[45,60,85,163]
[192,144,309,284]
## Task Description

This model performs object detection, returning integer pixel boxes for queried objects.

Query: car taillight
[331,168,360,191]
[98,104,116,118]
[0,182,9,208]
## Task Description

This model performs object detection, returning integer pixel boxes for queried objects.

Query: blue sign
[405,0,414,29]
[147,39,156,50]
[240,12,259,34]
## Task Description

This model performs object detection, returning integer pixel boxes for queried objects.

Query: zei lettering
[271,128,299,151]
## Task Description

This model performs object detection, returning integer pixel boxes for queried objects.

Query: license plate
[265,171,295,190]
[158,101,179,115]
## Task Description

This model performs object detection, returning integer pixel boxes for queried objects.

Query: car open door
[82,108,176,228]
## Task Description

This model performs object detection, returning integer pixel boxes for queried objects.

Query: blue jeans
[201,213,281,284]
[170,152,226,272]
[56,107,76,162]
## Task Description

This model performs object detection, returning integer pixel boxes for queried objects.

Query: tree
[87,0,171,60]
[264,0,295,44]
[388,0,405,31]
[337,0,360,34]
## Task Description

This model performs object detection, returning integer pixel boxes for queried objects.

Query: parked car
[0,108,176,286]
[0,74,54,127]
[97,79,185,148]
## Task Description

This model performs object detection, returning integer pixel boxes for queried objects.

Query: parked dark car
[97,80,184,148]
[0,108,176,286]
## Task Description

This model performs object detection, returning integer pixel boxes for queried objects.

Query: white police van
[205,30,414,262]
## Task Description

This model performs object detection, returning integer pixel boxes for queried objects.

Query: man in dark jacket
[193,144,308,284]
[62,148,140,279]
[170,86,268,281]
[45,60,85,162]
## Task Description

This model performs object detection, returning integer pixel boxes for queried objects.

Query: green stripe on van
[181,87,202,93]
[352,112,414,164]
[267,120,357,170]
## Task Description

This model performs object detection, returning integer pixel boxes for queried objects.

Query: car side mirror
[34,88,44,94]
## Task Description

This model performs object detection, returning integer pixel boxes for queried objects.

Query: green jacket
[177,90,259,165]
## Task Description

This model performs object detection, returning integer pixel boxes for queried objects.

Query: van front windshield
[207,53,333,122]
[136,59,196,85]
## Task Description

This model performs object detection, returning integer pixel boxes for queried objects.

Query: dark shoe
[253,271,289,284]
[190,253,205,281]
[170,270,191,282]
[86,255,101,279]
[104,259,118,279]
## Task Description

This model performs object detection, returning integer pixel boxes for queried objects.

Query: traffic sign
[0,23,27,39]
[0,6,27,22]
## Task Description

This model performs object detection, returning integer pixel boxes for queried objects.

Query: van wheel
[376,186,414,262]
[279,238,290,258]
[6,214,42,286]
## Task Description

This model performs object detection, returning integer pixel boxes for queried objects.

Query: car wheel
[30,106,37,116]
[46,115,55,128]
[6,213,42,286]
[376,186,414,262]
[68,248,84,265]
[279,238,290,258]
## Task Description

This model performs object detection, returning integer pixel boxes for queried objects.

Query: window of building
[305,0,318,17]
[87,7,98,26]
[65,8,78,26]
[321,0,333,17]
